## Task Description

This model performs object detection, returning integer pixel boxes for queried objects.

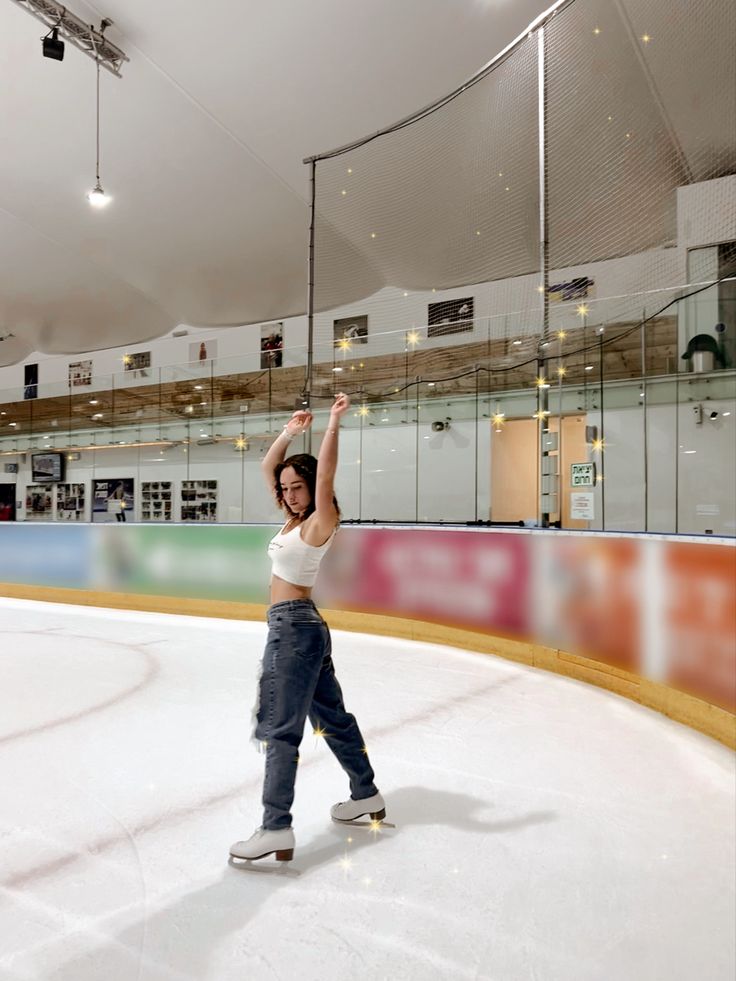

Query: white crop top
[267,522,337,587]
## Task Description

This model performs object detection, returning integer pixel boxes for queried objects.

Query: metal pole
[599,333,605,530]
[641,308,648,531]
[538,25,551,527]
[538,26,550,342]
[474,368,479,524]
[305,158,316,455]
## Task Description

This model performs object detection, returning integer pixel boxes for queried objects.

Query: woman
[230,393,384,863]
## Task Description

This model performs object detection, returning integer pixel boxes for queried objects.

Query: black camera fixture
[42,20,64,61]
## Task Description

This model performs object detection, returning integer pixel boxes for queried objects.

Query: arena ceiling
[0,0,554,365]
[0,0,734,367]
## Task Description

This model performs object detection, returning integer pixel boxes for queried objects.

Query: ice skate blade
[332,809,394,828]
[229,847,293,862]
[228,855,301,876]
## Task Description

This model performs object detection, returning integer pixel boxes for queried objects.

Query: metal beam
[11,0,129,76]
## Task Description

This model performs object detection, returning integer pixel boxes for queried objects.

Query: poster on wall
[333,315,368,345]
[260,323,283,368]
[548,277,595,303]
[124,352,151,376]
[92,478,135,523]
[189,340,218,363]
[69,360,93,387]
[23,363,38,400]
[427,297,474,337]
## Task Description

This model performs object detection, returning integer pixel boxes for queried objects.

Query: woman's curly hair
[274,453,340,520]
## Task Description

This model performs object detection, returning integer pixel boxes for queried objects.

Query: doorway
[490,415,589,528]
[0,483,17,521]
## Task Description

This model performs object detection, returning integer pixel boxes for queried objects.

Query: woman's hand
[330,392,351,419]
[285,410,313,437]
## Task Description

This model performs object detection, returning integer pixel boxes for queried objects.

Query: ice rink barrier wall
[0,524,733,747]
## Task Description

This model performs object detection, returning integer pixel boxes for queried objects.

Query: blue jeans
[255,599,378,830]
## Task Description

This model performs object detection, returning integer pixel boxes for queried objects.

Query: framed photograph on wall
[260,323,283,368]
[548,277,595,303]
[427,298,474,337]
[189,340,218,363]
[92,478,135,523]
[124,351,151,373]
[24,363,38,400]
[69,360,93,387]
[333,315,368,345]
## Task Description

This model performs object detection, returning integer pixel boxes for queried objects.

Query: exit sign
[571,462,596,487]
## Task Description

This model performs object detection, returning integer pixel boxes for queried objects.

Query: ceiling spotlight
[87,44,111,207]
[42,27,65,61]
[87,180,110,207]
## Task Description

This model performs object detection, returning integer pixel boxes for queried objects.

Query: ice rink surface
[0,597,734,981]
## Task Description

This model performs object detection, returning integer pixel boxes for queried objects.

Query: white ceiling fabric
[1,0,734,368]
[0,0,557,365]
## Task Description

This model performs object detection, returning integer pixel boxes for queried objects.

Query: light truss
[11,0,129,76]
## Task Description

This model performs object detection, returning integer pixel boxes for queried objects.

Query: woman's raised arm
[313,393,350,523]
[260,410,312,495]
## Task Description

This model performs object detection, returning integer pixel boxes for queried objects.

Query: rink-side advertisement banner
[0,524,733,712]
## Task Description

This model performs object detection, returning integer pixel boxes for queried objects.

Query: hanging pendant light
[87,43,111,207]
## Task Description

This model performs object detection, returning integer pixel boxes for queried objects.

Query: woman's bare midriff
[270,575,313,605]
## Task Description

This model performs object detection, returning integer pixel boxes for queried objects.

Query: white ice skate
[229,827,295,862]
[330,792,386,824]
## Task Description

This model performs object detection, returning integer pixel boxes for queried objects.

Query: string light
[491,412,505,431]
[576,304,589,317]
[536,376,549,388]
[337,337,352,352]
[593,27,601,35]
[234,435,247,450]
[591,438,605,452]
[358,405,370,417]
[122,354,132,366]
[557,365,567,377]
[641,34,651,43]
[406,330,421,348]
[557,329,567,340]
